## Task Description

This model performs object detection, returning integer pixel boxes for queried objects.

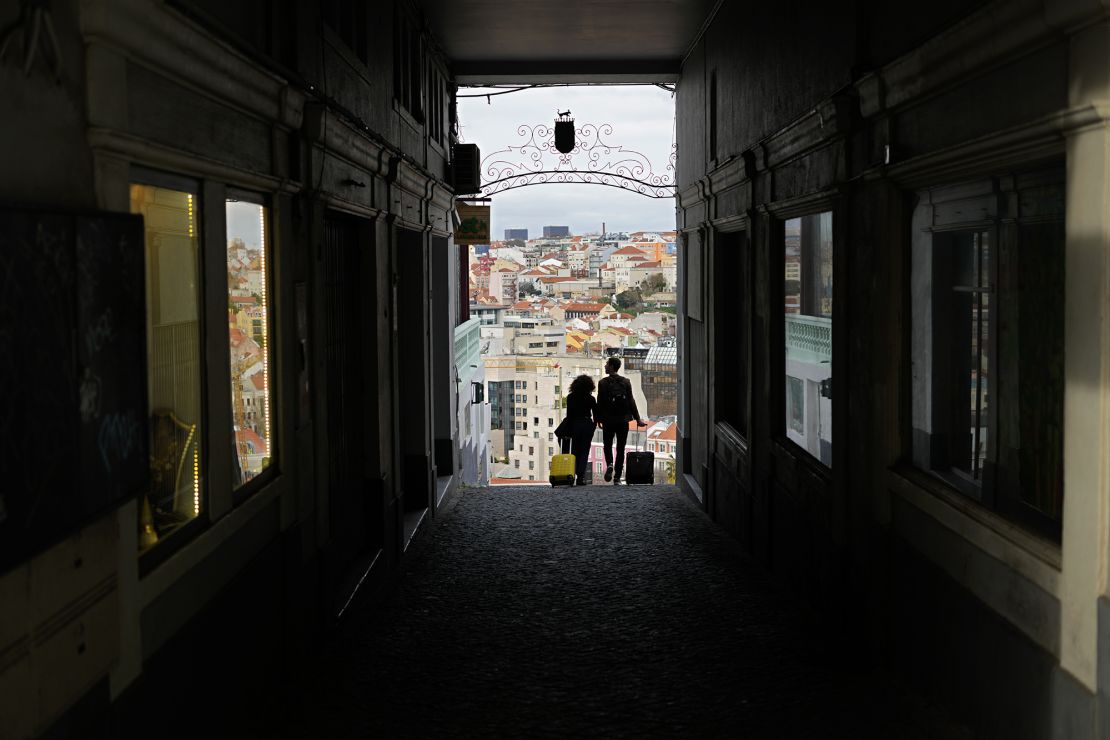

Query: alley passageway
[292,486,972,738]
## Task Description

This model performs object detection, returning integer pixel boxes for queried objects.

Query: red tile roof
[649,422,678,441]
[236,428,268,455]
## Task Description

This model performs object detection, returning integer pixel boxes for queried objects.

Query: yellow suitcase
[549,452,576,486]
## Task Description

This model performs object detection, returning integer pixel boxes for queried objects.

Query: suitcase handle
[561,437,571,455]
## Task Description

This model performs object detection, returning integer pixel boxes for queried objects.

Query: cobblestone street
[292,485,972,738]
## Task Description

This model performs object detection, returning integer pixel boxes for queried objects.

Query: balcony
[785,314,832,365]
[455,317,482,385]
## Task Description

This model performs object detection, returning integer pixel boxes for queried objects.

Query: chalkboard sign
[0,206,148,574]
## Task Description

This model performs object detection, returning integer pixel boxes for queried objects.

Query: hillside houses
[465,229,678,363]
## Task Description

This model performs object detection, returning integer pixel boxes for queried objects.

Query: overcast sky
[227,201,264,248]
[457,85,676,237]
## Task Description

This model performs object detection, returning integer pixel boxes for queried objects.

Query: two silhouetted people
[559,357,646,485]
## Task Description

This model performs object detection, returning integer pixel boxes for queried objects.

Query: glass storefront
[130,183,204,550]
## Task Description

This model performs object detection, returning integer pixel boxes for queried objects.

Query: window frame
[321,0,369,66]
[712,227,750,440]
[773,206,838,471]
[907,171,1066,539]
[392,4,425,124]
[226,188,279,505]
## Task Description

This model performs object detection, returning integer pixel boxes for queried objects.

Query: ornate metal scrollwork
[479,123,677,199]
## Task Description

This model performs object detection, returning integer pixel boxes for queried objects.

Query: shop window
[911,171,1064,534]
[226,198,274,489]
[782,212,833,466]
[130,182,204,550]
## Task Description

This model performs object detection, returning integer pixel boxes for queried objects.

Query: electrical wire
[456,85,537,98]
[456,82,677,99]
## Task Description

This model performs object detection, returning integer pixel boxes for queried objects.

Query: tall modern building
[504,228,528,240]
[542,225,570,238]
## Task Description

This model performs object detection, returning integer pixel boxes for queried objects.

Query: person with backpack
[596,356,646,484]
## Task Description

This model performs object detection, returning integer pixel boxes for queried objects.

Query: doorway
[396,227,433,540]
[322,214,383,587]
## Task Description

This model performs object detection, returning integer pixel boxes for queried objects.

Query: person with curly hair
[560,373,599,485]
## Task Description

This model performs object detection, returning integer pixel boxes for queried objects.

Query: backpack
[603,377,630,420]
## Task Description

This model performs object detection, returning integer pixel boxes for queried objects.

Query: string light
[193,446,200,517]
[187,193,195,238]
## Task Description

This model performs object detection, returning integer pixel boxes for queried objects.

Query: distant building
[604,346,649,372]
[543,225,570,238]
[504,228,528,241]
[642,340,678,418]
[470,303,508,326]
[485,379,517,460]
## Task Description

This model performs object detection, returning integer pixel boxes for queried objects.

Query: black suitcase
[624,451,655,484]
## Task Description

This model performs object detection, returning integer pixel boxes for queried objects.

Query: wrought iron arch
[479,123,676,199]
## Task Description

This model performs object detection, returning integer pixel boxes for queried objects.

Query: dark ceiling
[417,0,719,83]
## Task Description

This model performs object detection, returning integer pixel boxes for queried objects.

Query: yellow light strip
[259,205,271,464]
[187,194,195,238]
[193,446,200,517]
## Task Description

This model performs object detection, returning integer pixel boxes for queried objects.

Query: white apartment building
[566,245,590,274]
[488,267,520,304]
[627,261,678,291]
